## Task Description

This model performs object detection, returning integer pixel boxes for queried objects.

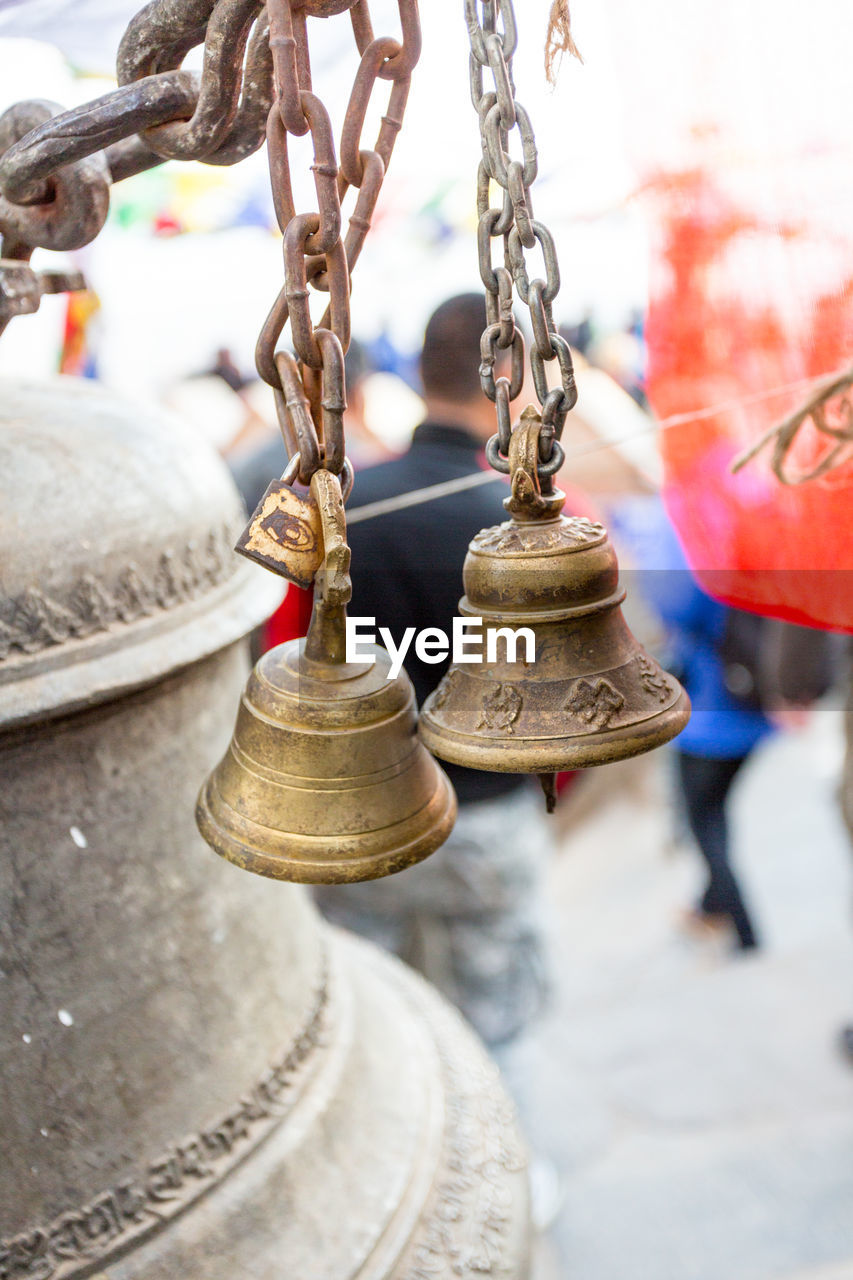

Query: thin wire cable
[345,365,853,526]
[347,469,501,524]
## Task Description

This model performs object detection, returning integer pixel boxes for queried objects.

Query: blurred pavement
[522,707,853,1280]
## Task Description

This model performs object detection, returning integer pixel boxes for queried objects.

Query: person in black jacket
[314,293,553,1051]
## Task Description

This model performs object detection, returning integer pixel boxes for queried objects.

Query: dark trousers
[677,750,758,949]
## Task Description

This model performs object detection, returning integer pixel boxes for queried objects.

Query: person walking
[314,293,557,1049]
[641,514,771,950]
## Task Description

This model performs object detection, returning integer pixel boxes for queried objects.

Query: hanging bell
[419,414,690,785]
[197,468,457,883]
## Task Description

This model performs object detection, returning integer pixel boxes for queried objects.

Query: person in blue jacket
[634,506,773,950]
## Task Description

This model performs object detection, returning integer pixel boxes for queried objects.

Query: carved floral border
[0,525,237,664]
[0,976,329,1280]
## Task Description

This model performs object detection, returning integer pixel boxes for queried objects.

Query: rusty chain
[465,0,577,478]
[0,0,274,332]
[0,2,273,248]
[0,0,419,493]
[255,0,420,488]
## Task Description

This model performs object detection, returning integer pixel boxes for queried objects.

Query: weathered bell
[197,633,457,883]
[198,468,456,884]
[419,424,690,778]
[1,378,530,1278]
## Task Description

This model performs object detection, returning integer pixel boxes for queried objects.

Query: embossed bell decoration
[197,469,457,883]
[419,415,690,805]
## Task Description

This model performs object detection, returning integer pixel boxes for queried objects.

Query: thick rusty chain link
[465,0,577,478]
[255,0,419,488]
[0,1,273,251]
[0,0,418,477]
[0,0,274,333]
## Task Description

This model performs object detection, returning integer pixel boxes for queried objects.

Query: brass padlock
[234,455,324,588]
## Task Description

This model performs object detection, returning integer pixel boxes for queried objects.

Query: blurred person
[207,345,247,393]
[172,346,269,459]
[310,293,589,1230]
[313,294,557,1049]
[559,312,593,358]
[668,593,772,950]
[646,512,833,951]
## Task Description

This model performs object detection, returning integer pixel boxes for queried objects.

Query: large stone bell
[419,415,690,781]
[197,467,457,883]
[0,378,530,1278]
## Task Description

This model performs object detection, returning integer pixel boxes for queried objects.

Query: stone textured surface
[0,376,531,1279]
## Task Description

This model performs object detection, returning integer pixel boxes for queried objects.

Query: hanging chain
[0,1,273,251]
[0,0,420,490]
[255,0,419,489]
[0,1,275,332]
[464,0,577,478]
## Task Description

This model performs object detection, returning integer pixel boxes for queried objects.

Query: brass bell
[419,416,690,793]
[198,468,457,883]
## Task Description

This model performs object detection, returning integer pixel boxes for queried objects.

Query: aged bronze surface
[419,417,690,781]
[196,636,458,883]
[198,469,457,884]
[0,378,282,730]
[0,4,536,1272]
[0,378,530,1279]
[440,2,690,806]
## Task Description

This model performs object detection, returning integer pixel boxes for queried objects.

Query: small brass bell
[197,469,457,883]
[419,415,690,794]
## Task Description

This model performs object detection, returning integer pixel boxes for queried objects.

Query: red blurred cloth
[645,164,853,632]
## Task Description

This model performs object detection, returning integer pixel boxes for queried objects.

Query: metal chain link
[0,0,274,262]
[255,0,420,486]
[0,0,418,487]
[465,0,577,476]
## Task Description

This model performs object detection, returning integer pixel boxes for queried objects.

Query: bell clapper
[539,772,558,814]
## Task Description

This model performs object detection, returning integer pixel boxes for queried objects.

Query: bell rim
[418,689,692,773]
[195,768,458,885]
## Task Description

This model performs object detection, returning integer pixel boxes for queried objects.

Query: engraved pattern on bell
[471,515,606,555]
[419,510,691,773]
[477,682,524,734]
